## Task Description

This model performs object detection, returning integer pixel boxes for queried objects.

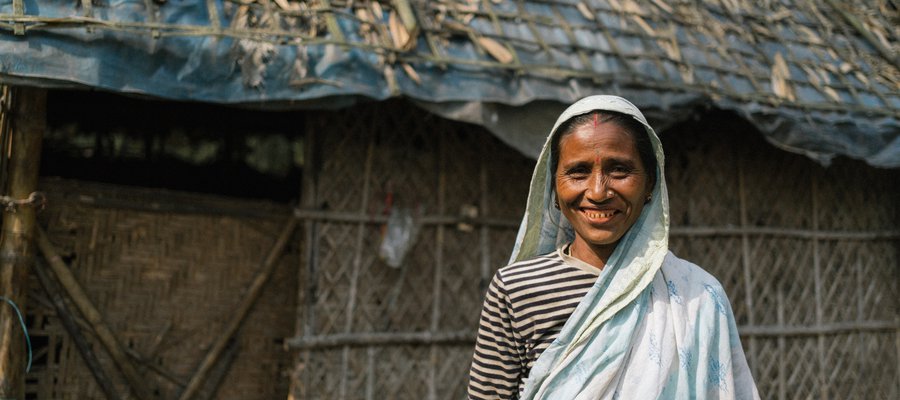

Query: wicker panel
[375,232,436,332]
[440,123,484,221]
[438,229,483,331]
[482,133,534,221]
[852,241,899,322]
[815,158,900,231]
[662,120,741,227]
[488,230,518,281]
[313,222,356,335]
[783,337,822,399]
[859,332,900,399]
[742,145,815,229]
[749,238,817,326]
[27,180,297,400]
[751,337,780,400]
[372,346,430,400]
[301,348,343,399]
[819,240,899,323]
[433,347,473,400]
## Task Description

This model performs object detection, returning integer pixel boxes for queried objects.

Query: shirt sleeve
[468,272,525,400]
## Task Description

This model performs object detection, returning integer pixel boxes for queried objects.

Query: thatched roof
[1,0,897,166]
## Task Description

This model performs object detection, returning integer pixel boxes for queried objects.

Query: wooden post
[0,86,44,400]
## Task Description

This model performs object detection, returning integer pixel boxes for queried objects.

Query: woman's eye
[566,166,589,176]
[609,165,632,176]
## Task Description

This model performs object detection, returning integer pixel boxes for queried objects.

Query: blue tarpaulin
[1,0,897,166]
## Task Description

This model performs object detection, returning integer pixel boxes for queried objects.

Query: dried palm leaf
[771,52,795,101]
[577,2,595,21]
[402,63,421,85]
[477,37,514,64]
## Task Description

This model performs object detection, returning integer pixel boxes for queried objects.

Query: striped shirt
[468,248,600,399]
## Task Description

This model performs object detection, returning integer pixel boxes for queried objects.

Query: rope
[0,191,45,212]
[0,296,32,373]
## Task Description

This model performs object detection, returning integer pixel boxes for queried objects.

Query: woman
[468,96,759,399]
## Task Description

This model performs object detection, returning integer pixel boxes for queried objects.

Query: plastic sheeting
[0,0,897,167]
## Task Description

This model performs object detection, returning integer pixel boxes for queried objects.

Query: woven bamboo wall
[16,99,897,399]
[288,100,534,400]
[25,180,298,400]
[288,102,899,399]
[663,112,899,399]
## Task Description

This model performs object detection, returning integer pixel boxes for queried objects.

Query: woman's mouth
[581,208,618,223]
[585,210,615,218]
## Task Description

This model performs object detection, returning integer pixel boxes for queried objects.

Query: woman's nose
[586,173,611,201]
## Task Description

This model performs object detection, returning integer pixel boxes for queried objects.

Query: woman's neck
[568,239,615,270]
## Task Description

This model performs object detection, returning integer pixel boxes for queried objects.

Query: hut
[0,1,897,399]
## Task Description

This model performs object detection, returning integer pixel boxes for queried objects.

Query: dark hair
[549,110,657,189]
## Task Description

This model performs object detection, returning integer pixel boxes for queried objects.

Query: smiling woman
[553,112,654,268]
[467,96,760,400]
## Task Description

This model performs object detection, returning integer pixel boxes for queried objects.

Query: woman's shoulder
[660,251,729,297]
[496,251,564,278]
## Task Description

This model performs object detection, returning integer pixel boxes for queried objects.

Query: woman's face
[555,121,652,257]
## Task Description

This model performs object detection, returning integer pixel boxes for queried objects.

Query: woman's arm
[468,273,525,400]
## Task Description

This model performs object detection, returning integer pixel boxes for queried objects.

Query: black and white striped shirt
[468,248,599,399]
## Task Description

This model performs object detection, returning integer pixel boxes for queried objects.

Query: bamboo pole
[195,340,239,400]
[299,115,318,400]
[36,227,155,400]
[32,259,122,400]
[284,319,900,350]
[811,178,827,399]
[177,217,298,400]
[0,86,44,400]
[339,137,375,400]
[427,126,448,400]
[736,157,757,376]
[283,320,899,350]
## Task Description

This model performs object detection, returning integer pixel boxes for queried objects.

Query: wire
[0,296,32,373]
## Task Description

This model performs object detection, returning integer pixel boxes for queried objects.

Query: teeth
[586,211,615,219]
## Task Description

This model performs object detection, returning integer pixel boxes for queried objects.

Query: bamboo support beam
[177,217,298,400]
[737,321,898,337]
[195,340,239,400]
[285,321,898,350]
[32,259,122,400]
[0,86,43,400]
[36,227,155,400]
[286,330,475,349]
[52,188,900,240]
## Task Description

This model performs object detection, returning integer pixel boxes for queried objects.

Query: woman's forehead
[558,123,638,154]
